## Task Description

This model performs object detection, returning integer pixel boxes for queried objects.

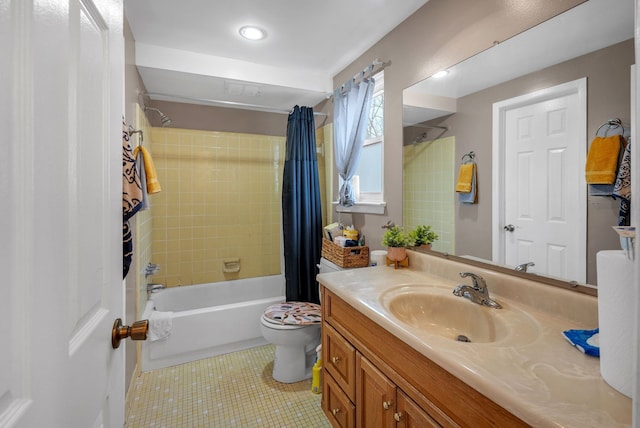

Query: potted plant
[409,225,439,249]
[381,225,414,261]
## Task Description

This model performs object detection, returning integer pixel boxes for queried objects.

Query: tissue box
[321,239,369,268]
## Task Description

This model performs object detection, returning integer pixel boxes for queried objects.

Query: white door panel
[494,79,586,283]
[1,0,124,426]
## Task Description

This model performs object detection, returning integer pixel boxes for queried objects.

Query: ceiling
[402,0,635,126]
[124,0,429,113]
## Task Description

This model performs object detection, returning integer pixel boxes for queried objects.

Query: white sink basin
[379,285,540,345]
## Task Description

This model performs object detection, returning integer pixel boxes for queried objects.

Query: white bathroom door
[0,0,125,426]
[492,79,587,282]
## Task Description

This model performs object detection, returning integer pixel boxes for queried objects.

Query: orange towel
[585,135,623,184]
[456,163,474,193]
[133,146,162,194]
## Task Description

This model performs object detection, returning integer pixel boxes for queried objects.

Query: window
[338,71,385,213]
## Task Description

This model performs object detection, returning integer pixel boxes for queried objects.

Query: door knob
[504,224,515,232]
[111,318,149,349]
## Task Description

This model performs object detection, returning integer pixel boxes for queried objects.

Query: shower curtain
[282,106,322,304]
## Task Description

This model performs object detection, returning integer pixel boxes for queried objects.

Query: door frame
[491,78,587,276]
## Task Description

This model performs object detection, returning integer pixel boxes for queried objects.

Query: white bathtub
[141,275,285,372]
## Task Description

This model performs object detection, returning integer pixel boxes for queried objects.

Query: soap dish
[562,328,599,357]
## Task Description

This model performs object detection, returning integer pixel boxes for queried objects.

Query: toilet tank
[319,257,344,274]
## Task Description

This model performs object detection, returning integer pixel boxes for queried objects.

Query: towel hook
[128,125,144,146]
[596,118,625,137]
[462,151,476,163]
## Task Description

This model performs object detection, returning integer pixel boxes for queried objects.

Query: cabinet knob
[332,408,341,416]
[331,356,340,364]
[382,400,392,410]
[394,412,403,422]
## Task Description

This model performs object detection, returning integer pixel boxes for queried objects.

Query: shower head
[144,107,172,127]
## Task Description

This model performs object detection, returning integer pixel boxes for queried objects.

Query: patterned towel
[264,302,322,325]
[122,121,143,278]
[613,142,631,226]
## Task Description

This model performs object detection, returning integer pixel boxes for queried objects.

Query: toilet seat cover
[264,301,321,325]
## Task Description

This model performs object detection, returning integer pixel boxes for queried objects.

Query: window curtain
[333,75,376,206]
[282,106,322,304]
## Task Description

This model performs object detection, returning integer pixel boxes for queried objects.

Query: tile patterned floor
[126,345,331,427]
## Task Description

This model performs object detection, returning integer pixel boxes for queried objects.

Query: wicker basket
[321,239,369,268]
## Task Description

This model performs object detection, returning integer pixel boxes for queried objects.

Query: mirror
[402,0,634,286]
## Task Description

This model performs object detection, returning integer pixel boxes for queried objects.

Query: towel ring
[596,118,625,137]
[461,151,476,163]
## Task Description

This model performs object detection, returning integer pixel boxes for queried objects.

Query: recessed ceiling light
[239,26,266,41]
[433,70,449,78]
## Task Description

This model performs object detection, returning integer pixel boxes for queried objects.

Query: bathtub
[141,275,285,372]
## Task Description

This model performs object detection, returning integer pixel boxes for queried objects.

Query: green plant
[381,225,414,248]
[409,225,439,246]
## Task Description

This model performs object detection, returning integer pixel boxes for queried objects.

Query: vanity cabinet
[321,286,528,428]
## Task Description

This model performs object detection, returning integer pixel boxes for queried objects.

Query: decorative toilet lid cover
[264,301,322,325]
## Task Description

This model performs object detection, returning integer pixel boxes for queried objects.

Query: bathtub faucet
[145,263,160,278]
[147,283,165,293]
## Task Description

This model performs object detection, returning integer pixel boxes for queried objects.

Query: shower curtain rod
[411,124,449,145]
[144,92,328,116]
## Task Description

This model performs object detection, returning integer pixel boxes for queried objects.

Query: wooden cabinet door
[356,353,396,428]
[396,390,441,427]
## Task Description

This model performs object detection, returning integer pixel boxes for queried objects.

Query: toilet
[260,257,347,383]
[260,301,321,383]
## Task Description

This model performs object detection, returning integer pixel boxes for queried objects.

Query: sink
[379,285,540,345]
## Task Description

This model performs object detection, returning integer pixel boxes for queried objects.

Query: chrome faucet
[453,272,502,309]
[515,262,535,272]
[147,283,165,293]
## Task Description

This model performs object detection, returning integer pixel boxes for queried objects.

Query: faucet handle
[459,272,486,290]
[515,262,535,272]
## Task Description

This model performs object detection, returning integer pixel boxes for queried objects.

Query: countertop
[317,252,632,427]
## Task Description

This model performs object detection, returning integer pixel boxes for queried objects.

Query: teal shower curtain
[282,106,322,304]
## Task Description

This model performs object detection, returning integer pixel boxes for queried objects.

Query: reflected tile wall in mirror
[403,136,455,254]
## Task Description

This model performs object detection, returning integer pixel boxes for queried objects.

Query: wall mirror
[402,0,634,288]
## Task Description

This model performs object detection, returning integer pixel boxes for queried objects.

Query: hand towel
[585,135,623,184]
[612,142,631,226]
[133,146,162,194]
[135,148,150,211]
[455,163,474,193]
[457,162,477,204]
[148,310,173,341]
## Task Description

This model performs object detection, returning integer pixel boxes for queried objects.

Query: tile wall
[147,128,286,287]
[403,136,455,254]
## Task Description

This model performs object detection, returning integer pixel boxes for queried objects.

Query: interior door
[1,0,125,426]
[493,79,586,283]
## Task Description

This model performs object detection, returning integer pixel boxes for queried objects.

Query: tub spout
[147,283,165,293]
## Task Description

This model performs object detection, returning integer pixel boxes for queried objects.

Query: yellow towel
[133,146,162,194]
[456,163,475,193]
[585,135,623,184]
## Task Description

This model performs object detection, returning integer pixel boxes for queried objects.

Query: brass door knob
[331,356,340,364]
[111,318,149,349]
